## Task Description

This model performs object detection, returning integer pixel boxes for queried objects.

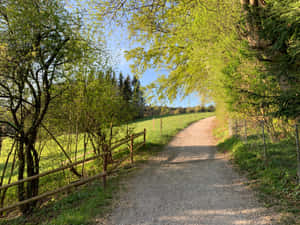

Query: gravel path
[104,116,275,225]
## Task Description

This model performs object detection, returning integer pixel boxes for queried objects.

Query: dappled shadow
[111,144,272,225]
[110,117,273,225]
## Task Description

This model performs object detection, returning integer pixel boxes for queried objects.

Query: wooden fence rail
[0,129,147,214]
[0,154,99,191]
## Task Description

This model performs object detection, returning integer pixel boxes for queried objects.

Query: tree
[118,72,124,92]
[0,0,82,214]
[105,67,113,81]
[123,75,132,104]
[96,0,240,101]
[238,0,300,120]
[132,76,145,119]
[111,70,117,85]
[95,0,299,120]
[94,0,300,184]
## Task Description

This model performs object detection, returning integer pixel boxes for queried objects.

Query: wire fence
[228,118,300,183]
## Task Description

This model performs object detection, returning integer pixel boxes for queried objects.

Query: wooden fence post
[130,134,134,164]
[0,129,148,213]
[152,118,155,130]
[160,118,163,135]
[102,144,108,188]
[144,128,146,146]
[261,121,267,165]
[295,124,300,184]
[244,120,248,144]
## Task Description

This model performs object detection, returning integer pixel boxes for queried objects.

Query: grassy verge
[217,133,300,224]
[0,112,214,225]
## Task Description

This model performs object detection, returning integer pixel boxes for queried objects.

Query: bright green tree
[0,0,83,214]
[95,0,299,120]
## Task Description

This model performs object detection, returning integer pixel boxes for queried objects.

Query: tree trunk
[75,124,79,161]
[240,0,268,49]
[0,126,2,156]
[82,133,88,177]
[295,124,300,184]
[17,131,40,215]
[24,140,39,214]
[17,140,26,211]
[108,122,113,163]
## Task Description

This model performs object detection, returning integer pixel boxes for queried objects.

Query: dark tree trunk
[240,0,268,49]
[0,126,2,156]
[108,122,113,163]
[295,124,300,184]
[17,140,26,208]
[25,140,39,213]
[18,131,40,215]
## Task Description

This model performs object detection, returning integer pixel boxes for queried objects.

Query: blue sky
[66,0,203,108]
[106,27,203,108]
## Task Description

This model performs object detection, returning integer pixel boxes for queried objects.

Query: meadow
[0,112,214,224]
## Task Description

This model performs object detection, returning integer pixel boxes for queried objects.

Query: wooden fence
[0,129,147,214]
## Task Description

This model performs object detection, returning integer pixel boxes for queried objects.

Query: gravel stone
[104,117,276,225]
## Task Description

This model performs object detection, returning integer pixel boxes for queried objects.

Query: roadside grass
[0,112,214,225]
[217,134,300,224]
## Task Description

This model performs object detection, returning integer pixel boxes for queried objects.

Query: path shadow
[114,144,272,225]
[161,145,219,164]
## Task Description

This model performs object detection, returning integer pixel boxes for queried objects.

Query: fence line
[229,118,300,183]
[0,129,147,214]
[0,154,99,191]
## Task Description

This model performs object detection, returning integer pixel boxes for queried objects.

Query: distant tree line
[144,105,215,117]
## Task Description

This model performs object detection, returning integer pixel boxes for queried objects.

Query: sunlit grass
[0,112,214,224]
[217,134,300,224]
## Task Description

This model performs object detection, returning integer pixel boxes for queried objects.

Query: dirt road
[105,116,275,225]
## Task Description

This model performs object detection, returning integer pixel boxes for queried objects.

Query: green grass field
[0,112,214,225]
[217,134,300,224]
